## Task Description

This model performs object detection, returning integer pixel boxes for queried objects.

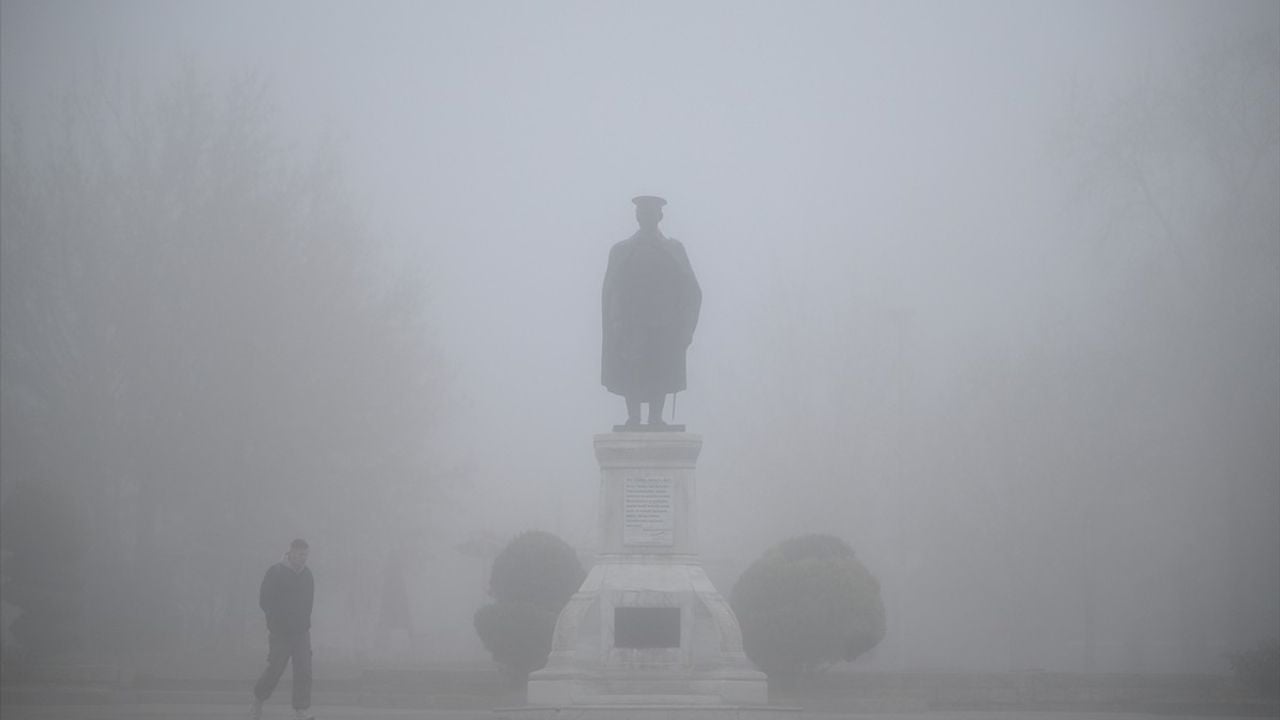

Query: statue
[601,196,702,430]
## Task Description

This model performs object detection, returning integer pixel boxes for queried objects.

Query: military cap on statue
[631,195,667,209]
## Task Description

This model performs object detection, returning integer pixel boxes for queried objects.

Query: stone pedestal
[508,433,795,719]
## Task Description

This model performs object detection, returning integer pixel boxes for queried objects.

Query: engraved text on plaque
[623,477,674,546]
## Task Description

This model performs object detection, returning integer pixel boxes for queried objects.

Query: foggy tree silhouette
[0,481,86,665]
[0,65,445,662]
[1046,28,1280,670]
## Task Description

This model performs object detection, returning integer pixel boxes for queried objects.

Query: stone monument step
[577,693,724,705]
[498,705,802,720]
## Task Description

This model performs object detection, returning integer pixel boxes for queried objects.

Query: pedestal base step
[497,704,801,720]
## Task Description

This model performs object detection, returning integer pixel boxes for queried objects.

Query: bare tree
[1,65,446,666]
[1046,26,1280,670]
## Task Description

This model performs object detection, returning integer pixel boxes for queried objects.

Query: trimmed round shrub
[473,530,585,683]
[731,534,885,681]
[488,530,585,608]
[473,601,560,684]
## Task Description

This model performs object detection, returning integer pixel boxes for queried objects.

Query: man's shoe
[251,697,264,720]
[294,709,315,720]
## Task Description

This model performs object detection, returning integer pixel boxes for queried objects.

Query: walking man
[253,539,315,720]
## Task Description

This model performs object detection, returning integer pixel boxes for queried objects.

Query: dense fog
[2,0,1277,676]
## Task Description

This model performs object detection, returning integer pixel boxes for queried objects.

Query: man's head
[632,195,666,231]
[287,538,309,571]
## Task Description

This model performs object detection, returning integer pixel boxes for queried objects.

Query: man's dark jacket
[260,562,314,636]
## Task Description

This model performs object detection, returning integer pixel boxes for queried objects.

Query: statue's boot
[624,396,643,427]
[646,395,667,426]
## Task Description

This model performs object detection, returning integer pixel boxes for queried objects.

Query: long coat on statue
[601,230,702,398]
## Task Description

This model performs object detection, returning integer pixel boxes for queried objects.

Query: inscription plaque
[614,607,681,648]
[623,477,674,546]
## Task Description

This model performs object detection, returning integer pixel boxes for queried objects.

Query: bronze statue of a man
[601,196,702,428]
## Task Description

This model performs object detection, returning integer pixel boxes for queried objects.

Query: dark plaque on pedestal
[614,607,680,649]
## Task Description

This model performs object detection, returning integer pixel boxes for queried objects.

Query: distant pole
[898,325,906,670]
[894,311,910,671]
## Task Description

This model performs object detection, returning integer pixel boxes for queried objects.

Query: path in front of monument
[0,705,1267,720]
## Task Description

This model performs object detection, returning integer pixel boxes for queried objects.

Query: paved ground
[1,704,1273,720]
